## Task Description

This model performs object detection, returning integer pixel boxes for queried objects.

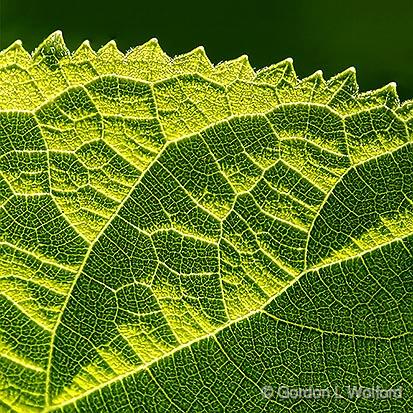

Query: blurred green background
[1,0,412,100]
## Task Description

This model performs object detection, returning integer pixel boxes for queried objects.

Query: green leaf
[0,32,411,412]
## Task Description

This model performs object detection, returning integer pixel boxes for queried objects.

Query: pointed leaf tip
[329,66,357,83]
[98,39,119,51]
[0,39,31,62]
[52,30,63,37]
[97,40,124,59]
[3,39,24,51]
[106,40,118,47]
[72,39,96,60]
[126,37,169,64]
[47,30,66,49]
[238,54,252,67]
[32,30,69,68]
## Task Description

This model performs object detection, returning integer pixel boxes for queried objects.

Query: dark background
[1,0,412,100]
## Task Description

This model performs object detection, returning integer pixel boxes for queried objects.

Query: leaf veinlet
[0,32,411,412]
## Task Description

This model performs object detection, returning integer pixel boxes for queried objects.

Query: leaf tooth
[383,82,399,107]
[326,66,358,97]
[123,38,173,81]
[97,40,124,60]
[328,66,356,81]
[396,98,413,120]
[184,45,210,63]
[126,37,170,65]
[1,39,23,52]
[173,45,214,75]
[255,57,297,87]
[0,39,31,66]
[71,40,96,61]
[300,69,325,85]
[290,69,327,102]
[237,54,255,75]
[32,30,69,64]
[357,81,400,110]
[213,54,255,83]
[239,55,257,80]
